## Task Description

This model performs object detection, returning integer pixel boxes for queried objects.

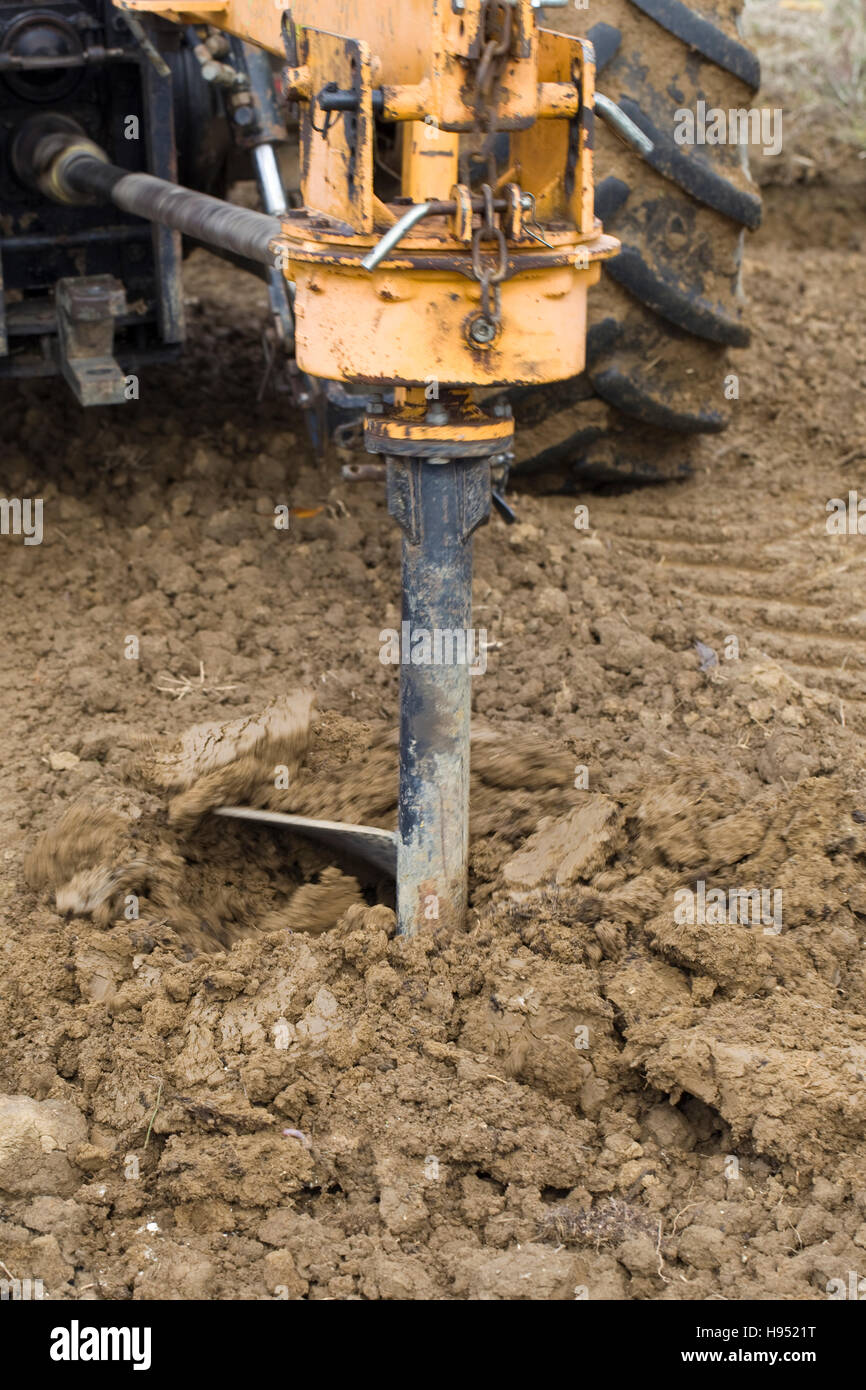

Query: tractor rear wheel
[514,0,762,482]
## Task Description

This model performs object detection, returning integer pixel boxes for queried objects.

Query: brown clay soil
[1,162,866,1302]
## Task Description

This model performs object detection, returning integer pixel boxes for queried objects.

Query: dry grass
[743,0,866,149]
[537,1197,660,1250]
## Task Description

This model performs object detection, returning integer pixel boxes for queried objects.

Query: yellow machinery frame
[122,0,617,387]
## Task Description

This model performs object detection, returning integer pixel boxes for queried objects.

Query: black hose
[62,153,282,268]
[63,155,126,201]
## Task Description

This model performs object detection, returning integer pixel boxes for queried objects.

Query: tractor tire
[513,0,762,482]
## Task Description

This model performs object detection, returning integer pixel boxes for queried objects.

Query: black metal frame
[0,1,224,383]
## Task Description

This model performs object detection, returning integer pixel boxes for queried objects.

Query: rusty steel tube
[387,456,491,937]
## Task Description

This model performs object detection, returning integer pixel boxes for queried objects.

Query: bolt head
[469,317,496,345]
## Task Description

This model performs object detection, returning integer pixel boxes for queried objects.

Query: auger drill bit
[387,450,492,934]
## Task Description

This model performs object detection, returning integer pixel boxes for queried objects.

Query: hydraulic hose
[61,153,282,267]
[14,120,283,269]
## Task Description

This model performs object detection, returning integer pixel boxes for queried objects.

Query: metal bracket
[55,275,129,406]
[366,396,515,459]
[387,457,491,546]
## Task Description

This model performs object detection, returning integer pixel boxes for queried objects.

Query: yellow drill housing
[121,0,618,387]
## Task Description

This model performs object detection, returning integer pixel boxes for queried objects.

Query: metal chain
[471,183,508,332]
[469,3,512,337]
[472,4,512,116]
[472,0,512,185]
